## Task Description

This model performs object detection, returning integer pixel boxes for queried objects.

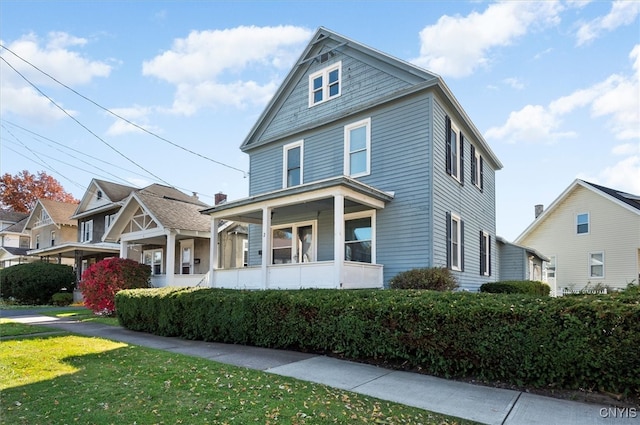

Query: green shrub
[0,262,75,304]
[389,267,458,291]
[79,258,150,315]
[51,292,73,306]
[480,280,550,296]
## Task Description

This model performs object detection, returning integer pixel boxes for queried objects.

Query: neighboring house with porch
[38,179,139,282]
[24,199,78,266]
[495,236,549,284]
[103,184,215,288]
[0,211,32,268]
[515,179,640,295]
[202,27,503,291]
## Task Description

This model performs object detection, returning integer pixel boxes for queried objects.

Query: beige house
[24,199,79,266]
[0,211,32,268]
[516,179,640,295]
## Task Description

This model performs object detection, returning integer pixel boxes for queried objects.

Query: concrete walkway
[2,309,637,425]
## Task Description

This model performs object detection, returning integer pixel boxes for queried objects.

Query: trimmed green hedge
[0,262,75,304]
[480,280,550,296]
[389,267,458,291]
[116,287,640,396]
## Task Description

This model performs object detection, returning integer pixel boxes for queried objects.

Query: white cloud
[504,77,525,90]
[412,1,562,77]
[576,1,640,46]
[580,155,640,194]
[486,44,640,143]
[0,32,112,122]
[105,106,159,136]
[142,25,312,113]
[612,143,640,156]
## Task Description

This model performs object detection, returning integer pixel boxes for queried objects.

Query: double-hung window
[143,248,163,275]
[445,116,464,183]
[344,118,371,177]
[589,252,604,278]
[50,230,56,246]
[446,212,464,271]
[283,141,303,188]
[80,220,93,242]
[345,212,375,264]
[576,213,589,234]
[480,231,491,276]
[309,61,341,107]
[471,144,483,190]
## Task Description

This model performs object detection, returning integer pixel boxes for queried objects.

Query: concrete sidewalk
[2,309,637,425]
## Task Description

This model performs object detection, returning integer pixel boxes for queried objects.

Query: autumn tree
[0,170,78,213]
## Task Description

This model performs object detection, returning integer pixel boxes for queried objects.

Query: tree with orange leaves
[0,170,78,213]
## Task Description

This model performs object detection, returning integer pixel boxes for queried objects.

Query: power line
[0,43,248,178]
[0,55,173,187]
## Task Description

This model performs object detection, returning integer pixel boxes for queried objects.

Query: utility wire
[0,55,173,187]
[0,43,248,178]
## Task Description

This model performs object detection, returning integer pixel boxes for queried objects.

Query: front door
[296,225,314,263]
[180,239,194,275]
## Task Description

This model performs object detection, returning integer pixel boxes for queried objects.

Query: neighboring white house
[515,179,640,295]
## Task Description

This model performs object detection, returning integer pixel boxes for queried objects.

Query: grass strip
[1,326,477,425]
[40,307,120,326]
[0,319,55,337]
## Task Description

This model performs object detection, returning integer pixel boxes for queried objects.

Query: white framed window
[143,248,163,275]
[271,221,317,264]
[50,230,56,246]
[80,220,93,242]
[283,140,303,188]
[104,213,117,234]
[243,239,248,267]
[577,213,589,234]
[480,231,491,276]
[35,234,40,249]
[445,116,464,183]
[308,61,341,107]
[345,211,375,264]
[344,118,371,177]
[471,144,483,190]
[446,212,464,271]
[589,251,604,278]
[546,255,556,279]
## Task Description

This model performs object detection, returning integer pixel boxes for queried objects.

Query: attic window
[309,61,341,107]
[97,190,103,200]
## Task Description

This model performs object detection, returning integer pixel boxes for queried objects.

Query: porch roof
[27,242,121,258]
[200,176,394,222]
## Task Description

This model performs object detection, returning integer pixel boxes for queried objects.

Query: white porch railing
[150,274,208,288]
[210,261,383,290]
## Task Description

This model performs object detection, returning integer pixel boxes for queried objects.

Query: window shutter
[460,219,465,272]
[445,116,452,175]
[488,235,492,276]
[459,133,465,185]
[479,230,485,275]
[470,144,476,186]
[480,156,484,191]
[446,212,451,269]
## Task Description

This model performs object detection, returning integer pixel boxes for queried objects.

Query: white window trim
[450,213,462,271]
[81,220,93,243]
[588,251,605,279]
[308,61,341,107]
[481,230,490,276]
[576,212,590,235]
[271,220,318,264]
[344,117,371,178]
[282,140,304,188]
[143,248,164,276]
[473,148,482,189]
[344,210,376,264]
[449,121,462,182]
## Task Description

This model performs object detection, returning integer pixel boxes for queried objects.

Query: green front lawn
[0,322,477,424]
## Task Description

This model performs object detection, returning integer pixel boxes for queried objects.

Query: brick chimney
[535,204,544,218]
[215,192,227,205]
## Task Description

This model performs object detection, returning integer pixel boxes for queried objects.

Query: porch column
[120,240,128,259]
[210,218,219,287]
[261,206,272,289]
[166,231,176,286]
[334,194,344,288]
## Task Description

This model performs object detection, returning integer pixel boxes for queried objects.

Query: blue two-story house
[202,27,502,291]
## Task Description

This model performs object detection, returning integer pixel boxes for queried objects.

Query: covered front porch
[202,176,394,290]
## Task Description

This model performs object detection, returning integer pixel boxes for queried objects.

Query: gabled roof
[240,26,502,170]
[496,236,549,262]
[0,210,29,224]
[24,199,78,230]
[103,185,212,242]
[515,179,640,243]
[0,217,28,234]
[72,178,138,218]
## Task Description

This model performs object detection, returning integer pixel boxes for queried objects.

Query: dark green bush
[480,280,550,296]
[116,287,640,396]
[51,292,73,306]
[389,267,458,291]
[0,262,75,304]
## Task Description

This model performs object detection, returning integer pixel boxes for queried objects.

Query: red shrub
[80,258,150,315]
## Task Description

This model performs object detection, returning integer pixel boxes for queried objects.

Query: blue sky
[1,1,638,241]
